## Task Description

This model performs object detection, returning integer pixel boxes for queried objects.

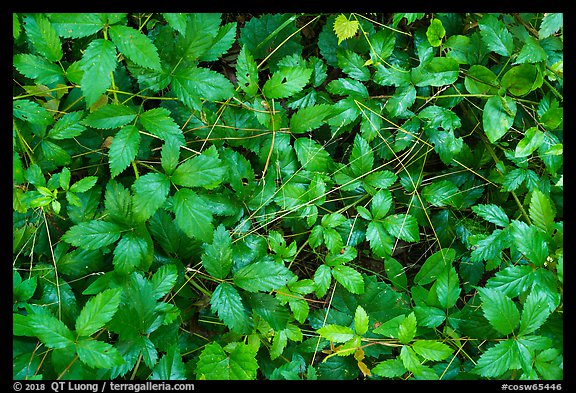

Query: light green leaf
[331,264,364,294]
[83,104,137,129]
[372,358,406,378]
[233,261,292,292]
[62,220,122,250]
[131,173,170,222]
[412,340,453,361]
[501,64,543,97]
[313,264,332,298]
[195,341,258,380]
[151,344,187,380]
[202,225,233,279]
[75,288,122,336]
[326,77,369,98]
[211,282,252,334]
[173,188,214,242]
[398,312,417,344]
[26,313,75,349]
[486,265,535,298]
[426,18,446,47]
[76,338,125,369]
[483,94,517,143]
[515,127,545,158]
[172,146,226,189]
[109,25,161,71]
[69,176,97,193]
[514,36,548,65]
[472,204,510,227]
[464,64,499,95]
[529,189,555,236]
[333,14,359,45]
[262,66,312,99]
[318,324,356,343]
[354,305,369,335]
[382,214,420,243]
[413,306,446,328]
[138,108,184,144]
[162,13,187,36]
[473,339,517,377]
[350,134,373,176]
[108,125,141,178]
[385,85,416,117]
[539,13,563,39]
[400,345,422,374]
[477,287,520,335]
[510,220,549,267]
[13,99,53,126]
[23,14,62,61]
[79,39,117,106]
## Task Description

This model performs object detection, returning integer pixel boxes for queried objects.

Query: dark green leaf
[172,66,235,106]
[23,14,62,61]
[234,261,292,292]
[13,54,65,85]
[76,338,125,369]
[26,314,74,349]
[432,266,460,309]
[336,49,370,81]
[478,14,514,57]
[519,288,552,336]
[414,248,456,286]
[385,85,416,117]
[382,214,420,243]
[138,108,184,144]
[483,94,517,144]
[83,104,137,129]
[501,64,543,97]
[412,57,459,87]
[172,146,226,189]
[236,45,259,97]
[472,204,510,227]
[398,312,417,344]
[473,339,516,377]
[108,125,140,178]
[366,221,394,258]
[47,111,86,140]
[539,13,563,39]
[211,282,252,334]
[47,13,105,38]
[202,225,233,279]
[422,179,463,208]
[477,287,520,335]
[201,22,237,62]
[112,226,153,274]
[173,188,214,242]
[75,288,122,336]
[263,65,312,99]
[529,189,555,236]
[13,99,53,126]
[464,64,499,95]
[294,137,332,172]
[131,173,170,222]
[151,344,187,380]
[79,39,117,106]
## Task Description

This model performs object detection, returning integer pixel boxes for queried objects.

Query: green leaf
[138,108,184,144]
[79,38,117,106]
[163,13,187,36]
[412,57,459,87]
[366,221,394,258]
[69,176,98,193]
[327,77,369,98]
[173,188,214,242]
[510,220,549,267]
[501,64,543,97]
[150,264,178,299]
[13,54,65,85]
[473,339,516,377]
[75,288,122,337]
[422,179,463,208]
[337,49,370,81]
[313,264,332,298]
[515,127,545,158]
[76,338,125,369]
[412,340,453,361]
[62,220,122,250]
[262,65,312,99]
[202,225,233,279]
[23,14,62,61]
[109,25,161,71]
[47,111,86,140]
[108,125,141,178]
[478,14,514,57]
[372,358,406,378]
[172,146,226,189]
[384,257,408,291]
[290,104,334,134]
[426,19,446,47]
[400,345,422,374]
[333,14,359,45]
[477,287,520,335]
[131,173,170,222]
[529,189,555,236]
[539,13,563,39]
[83,104,137,129]
[318,324,356,343]
[350,134,373,176]
[201,21,237,62]
[486,265,535,298]
[176,13,221,61]
[294,137,332,172]
[26,313,75,349]
[464,64,499,95]
[112,227,153,274]
[483,94,517,143]
[385,85,416,117]
[236,45,259,97]
[172,66,235,108]
[234,261,292,292]
[519,288,553,336]
[211,282,252,334]
[354,305,369,335]
[331,264,364,294]
[13,99,53,126]
[382,214,420,243]
[195,342,259,380]
[398,312,417,344]
[413,306,446,328]
[432,266,461,309]
[472,204,510,227]
[151,344,186,380]
[47,13,105,38]
[414,248,456,286]
[514,36,548,65]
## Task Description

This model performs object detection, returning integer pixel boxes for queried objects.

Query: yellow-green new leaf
[333,14,359,45]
